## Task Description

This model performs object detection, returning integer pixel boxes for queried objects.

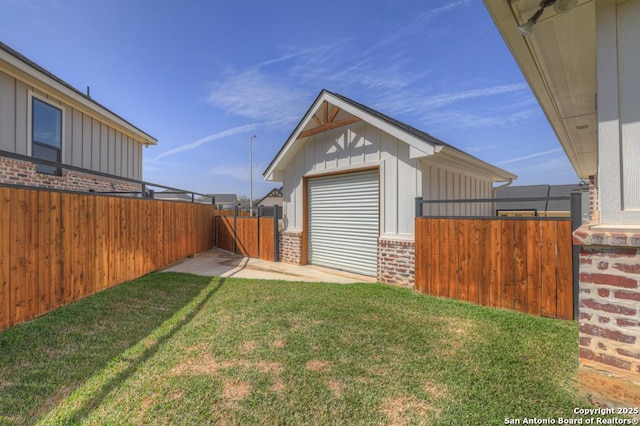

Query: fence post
[273,205,280,262]
[257,206,262,259]
[233,205,238,255]
[415,197,423,218]
[570,188,585,321]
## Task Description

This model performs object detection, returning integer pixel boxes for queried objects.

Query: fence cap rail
[415,215,571,221]
[416,196,571,204]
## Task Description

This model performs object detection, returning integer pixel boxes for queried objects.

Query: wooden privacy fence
[414,218,574,320]
[213,207,279,261]
[0,186,217,331]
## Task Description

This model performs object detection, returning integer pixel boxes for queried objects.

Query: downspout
[492,178,513,216]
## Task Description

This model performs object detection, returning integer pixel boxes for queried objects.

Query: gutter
[492,178,514,215]
[492,178,514,197]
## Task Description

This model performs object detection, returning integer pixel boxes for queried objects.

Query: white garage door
[307,170,379,277]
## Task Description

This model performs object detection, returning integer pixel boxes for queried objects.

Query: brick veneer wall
[378,238,415,288]
[574,228,640,406]
[0,156,141,193]
[279,231,302,265]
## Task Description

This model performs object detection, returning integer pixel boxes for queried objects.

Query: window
[32,97,62,175]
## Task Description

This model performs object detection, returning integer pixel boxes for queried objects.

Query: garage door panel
[308,170,379,277]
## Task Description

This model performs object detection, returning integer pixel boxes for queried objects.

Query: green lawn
[0,273,597,425]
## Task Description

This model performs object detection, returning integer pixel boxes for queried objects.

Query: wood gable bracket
[297,101,362,140]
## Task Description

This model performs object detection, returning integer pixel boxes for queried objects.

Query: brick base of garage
[0,156,141,194]
[279,231,303,265]
[574,226,640,407]
[377,238,415,288]
[278,231,417,287]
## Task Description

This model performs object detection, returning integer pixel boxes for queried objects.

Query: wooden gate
[213,207,279,261]
[414,217,574,320]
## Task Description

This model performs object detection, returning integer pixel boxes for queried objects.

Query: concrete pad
[160,249,377,284]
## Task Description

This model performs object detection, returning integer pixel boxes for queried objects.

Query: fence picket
[0,188,217,332]
[0,188,11,330]
[468,219,480,304]
[11,189,26,324]
[430,219,440,296]
[458,219,469,302]
[540,221,558,318]
[556,221,574,320]
[526,220,542,316]
[24,190,38,321]
[37,191,51,314]
[500,221,515,311]
[514,220,528,313]
[50,192,63,306]
[415,217,573,320]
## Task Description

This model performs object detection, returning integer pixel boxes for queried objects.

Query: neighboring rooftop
[495,184,582,212]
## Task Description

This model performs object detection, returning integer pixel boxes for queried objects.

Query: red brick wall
[0,156,141,194]
[279,231,302,265]
[579,246,639,370]
[378,238,415,288]
[574,227,640,406]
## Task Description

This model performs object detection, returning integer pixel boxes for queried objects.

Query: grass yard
[0,272,598,425]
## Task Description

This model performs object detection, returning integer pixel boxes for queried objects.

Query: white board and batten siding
[421,160,494,217]
[597,0,640,225]
[283,120,420,240]
[282,120,494,239]
[307,170,379,276]
[0,70,142,180]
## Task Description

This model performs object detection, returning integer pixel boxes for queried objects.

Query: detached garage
[264,90,515,285]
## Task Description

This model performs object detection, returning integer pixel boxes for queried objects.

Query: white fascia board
[0,51,157,145]
[324,93,437,155]
[436,147,517,182]
[263,95,327,179]
[263,91,438,179]
[265,170,284,182]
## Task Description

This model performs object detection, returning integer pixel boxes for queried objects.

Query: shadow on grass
[0,273,224,425]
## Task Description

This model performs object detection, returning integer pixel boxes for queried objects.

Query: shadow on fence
[0,186,217,331]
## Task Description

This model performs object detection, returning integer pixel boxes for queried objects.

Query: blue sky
[0,0,578,198]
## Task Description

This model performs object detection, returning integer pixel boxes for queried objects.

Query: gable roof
[263,89,516,183]
[256,186,283,205]
[0,41,157,146]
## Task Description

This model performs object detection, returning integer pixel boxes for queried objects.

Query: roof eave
[437,146,517,182]
[482,0,595,179]
[264,90,439,180]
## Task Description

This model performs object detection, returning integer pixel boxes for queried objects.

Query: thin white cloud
[378,83,529,116]
[207,162,268,182]
[422,83,529,108]
[152,123,260,161]
[464,144,501,154]
[251,42,347,70]
[366,0,472,53]
[207,70,305,129]
[497,148,563,165]
[420,107,540,130]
